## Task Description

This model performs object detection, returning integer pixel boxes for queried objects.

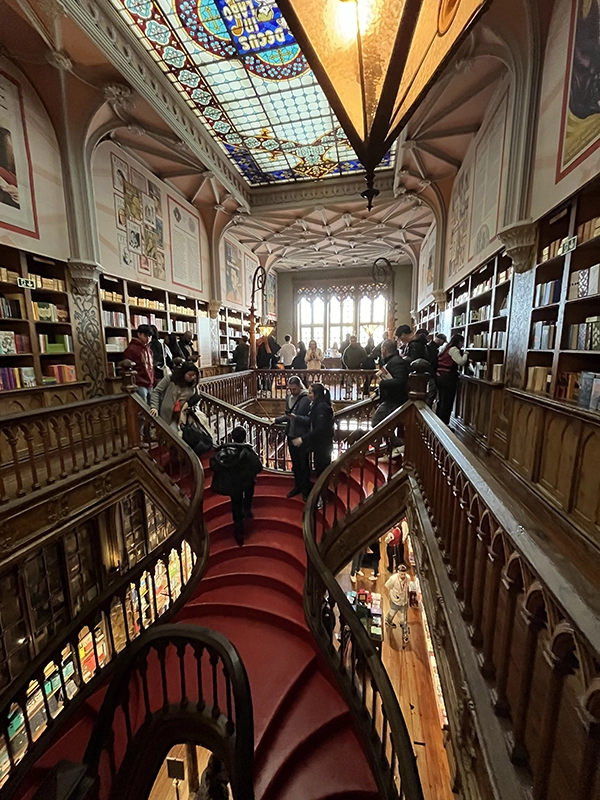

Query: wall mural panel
[224,239,243,304]
[266,270,277,318]
[418,222,436,308]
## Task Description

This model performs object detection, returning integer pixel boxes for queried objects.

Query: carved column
[494,573,520,717]
[469,521,490,646]
[510,606,545,765]
[207,300,221,366]
[68,260,106,397]
[481,546,504,678]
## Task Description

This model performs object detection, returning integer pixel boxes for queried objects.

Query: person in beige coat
[306,339,324,370]
[149,361,199,431]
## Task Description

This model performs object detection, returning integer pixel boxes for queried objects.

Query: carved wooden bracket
[497,220,537,274]
[208,299,221,319]
[433,288,447,311]
[68,260,103,295]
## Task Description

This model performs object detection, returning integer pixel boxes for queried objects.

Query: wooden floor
[148,744,232,800]
[339,558,455,800]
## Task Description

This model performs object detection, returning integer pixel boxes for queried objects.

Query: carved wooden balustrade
[253,368,378,403]
[0,395,208,797]
[83,624,254,800]
[197,370,256,405]
[405,405,600,800]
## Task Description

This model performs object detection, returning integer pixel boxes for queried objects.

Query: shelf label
[17,277,35,289]
[558,236,577,255]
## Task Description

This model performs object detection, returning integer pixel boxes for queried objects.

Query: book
[589,377,600,412]
[578,371,597,408]
[0,331,16,354]
[19,367,36,388]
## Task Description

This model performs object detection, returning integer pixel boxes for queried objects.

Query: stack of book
[38,333,72,353]
[568,265,600,299]
[492,330,506,348]
[566,317,600,350]
[531,320,557,349]
[469,332,489,348]
[0,293,25,319]
[0,331,31,354]
[106,336,128,352]
[43,364,77,383]
[576,217,600,244]
[0,367,36,390]
[555,371,581,402]
[534,279,562,306]
[32,301,69,322]
[0,267,20,284]
[526,366,552,393]
[470,305,491,323]
[102,309,127,326]
[28,274,66,292]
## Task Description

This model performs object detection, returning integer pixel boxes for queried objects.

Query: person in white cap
[385,564,414,639]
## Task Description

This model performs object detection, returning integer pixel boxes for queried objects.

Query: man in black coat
[210,426,263,545]
[232,335,250,371]
[274,376,312,499]
[371,339,409,426]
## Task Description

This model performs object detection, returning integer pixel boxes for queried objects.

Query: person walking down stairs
[210,426,263,546]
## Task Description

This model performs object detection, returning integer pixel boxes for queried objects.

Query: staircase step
[202,555,304,597]
[183,583,306,630]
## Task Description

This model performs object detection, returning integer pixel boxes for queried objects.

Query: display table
[347,589,383,649]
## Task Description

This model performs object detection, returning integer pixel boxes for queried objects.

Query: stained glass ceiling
[111,0,392,185]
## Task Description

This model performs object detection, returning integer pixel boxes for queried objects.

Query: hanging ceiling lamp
[277,0,490,209]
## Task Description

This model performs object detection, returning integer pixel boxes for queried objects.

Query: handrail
[84,624,254,800]
[253,368,377,403]
[198,370,256,405]
[0,395,209,797]
[303,401,424,800]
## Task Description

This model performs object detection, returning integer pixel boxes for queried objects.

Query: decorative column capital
[208,299,221,319]
[497,219,537,274]
[104,83,135,116]
[432,288,447,310]
[68,260,103,295]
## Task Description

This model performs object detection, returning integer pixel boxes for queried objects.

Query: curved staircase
[175,460,380,800]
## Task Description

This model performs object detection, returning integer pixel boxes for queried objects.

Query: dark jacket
[179,338,195,362]
[232,342,250,371]
[291,351,307,369]
[298,399,334,452]
[342,343,368,370]
[256,336,280,369]
[122,337,154,388]
[378,353,408,406]
[403,334,430,364]
[274,389,311,438]
[210,443,263,495]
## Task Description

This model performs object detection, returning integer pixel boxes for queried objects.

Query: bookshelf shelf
[0,352,34,358]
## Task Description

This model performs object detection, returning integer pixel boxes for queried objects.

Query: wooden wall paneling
[507,398,543,480]
[536,410,582,510]
[571,426,600,546]
[481,533,505,677]
[547,672,587,800]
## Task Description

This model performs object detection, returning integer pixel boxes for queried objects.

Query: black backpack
[180,409,213,456]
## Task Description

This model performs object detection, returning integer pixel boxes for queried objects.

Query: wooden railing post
[510,606,546,765]
[407,358,431,402]
[494,574,520,717]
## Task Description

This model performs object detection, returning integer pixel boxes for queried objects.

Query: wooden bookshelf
[417,301,441,335]
[446,253,513,382]
[0,245,80,396]
[217,307,251,365]
[527,176,600,410]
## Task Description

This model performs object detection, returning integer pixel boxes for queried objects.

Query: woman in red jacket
[435,334,468,424]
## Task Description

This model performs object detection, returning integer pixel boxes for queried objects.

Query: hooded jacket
[403,333,430,365]
[210,443,263,495]
[122,337,154,388]
[274,389,311,438]
[378,353,408,406]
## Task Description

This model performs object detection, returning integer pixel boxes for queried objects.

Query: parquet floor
[338,561,455,800]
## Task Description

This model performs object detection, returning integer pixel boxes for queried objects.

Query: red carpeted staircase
[174,461,379,799]
[17,459,383,800]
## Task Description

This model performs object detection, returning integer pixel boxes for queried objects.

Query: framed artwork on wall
[266,270,277,318]
[225,240,243,305]
[0,69,38,238]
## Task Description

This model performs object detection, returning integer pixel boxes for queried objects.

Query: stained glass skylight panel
[111,0,392,185]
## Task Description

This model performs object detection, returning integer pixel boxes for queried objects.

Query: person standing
[305,339,324,370]
[385,565,414,639]
[279,335,297,369]
[291,341,307,370]
[371,339,408,426]
[341,335,367,370]
[384,524,405,572]
[350,550,365,584]
[291,382,334,479]
[435,333,468,424]
[367,538,381,582]
[149,325,172,383]
[232,335,250,371]
[274,376,311,499]
[149,361,199,431]
[178,331,196,362]
[210,426,263,546]
[122,324,155,404]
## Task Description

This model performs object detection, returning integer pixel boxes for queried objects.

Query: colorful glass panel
[112,0,392,184]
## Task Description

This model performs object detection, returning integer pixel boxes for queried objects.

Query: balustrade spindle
[510,606,545,765]
[210,651,220,719]
[494,575,520,717]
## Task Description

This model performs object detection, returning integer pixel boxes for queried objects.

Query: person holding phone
[273,376,312,499]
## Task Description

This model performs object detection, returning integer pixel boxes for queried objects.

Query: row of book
[568,265,600,299]
[0,267,20,284]
[106,336,128,353]
[540,238,565,263]
[491,363,504,382]
[130,314,167,329]
[471,362,487,379]
[471,277,493,297]
[100,289,124,303]
[32,301,69,323]
[129,296,165,311]
[38,334,72,354]
[172,319,194,333]
[576,217,600,245]
[531,321,556,350]
[470,363,508,382]
[0,332,30,354]
[470,305,491,323]
[44,364,77,383]
[469,332,489,348]
[0,367,36,390]
[556,371,600,411]
[526,366,552,393]
[497,266,513,284]
[0,294,24,319]
[492,330,506,348]
[169,303,195,317]
[534,279,561,307]
[29,274,66,292]
[102,310,127,327]
[566,317,600,351]
[453,312,467,327]
[453,290,469,307]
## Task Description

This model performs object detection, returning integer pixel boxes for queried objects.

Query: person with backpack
[149,361,199,430]
[210,426,263,546]
[274,376,312,499]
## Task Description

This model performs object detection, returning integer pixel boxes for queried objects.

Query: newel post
[119,359,141,447]
[407,358,431,401]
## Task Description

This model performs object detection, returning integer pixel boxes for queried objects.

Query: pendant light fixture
[277,0,490,208]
